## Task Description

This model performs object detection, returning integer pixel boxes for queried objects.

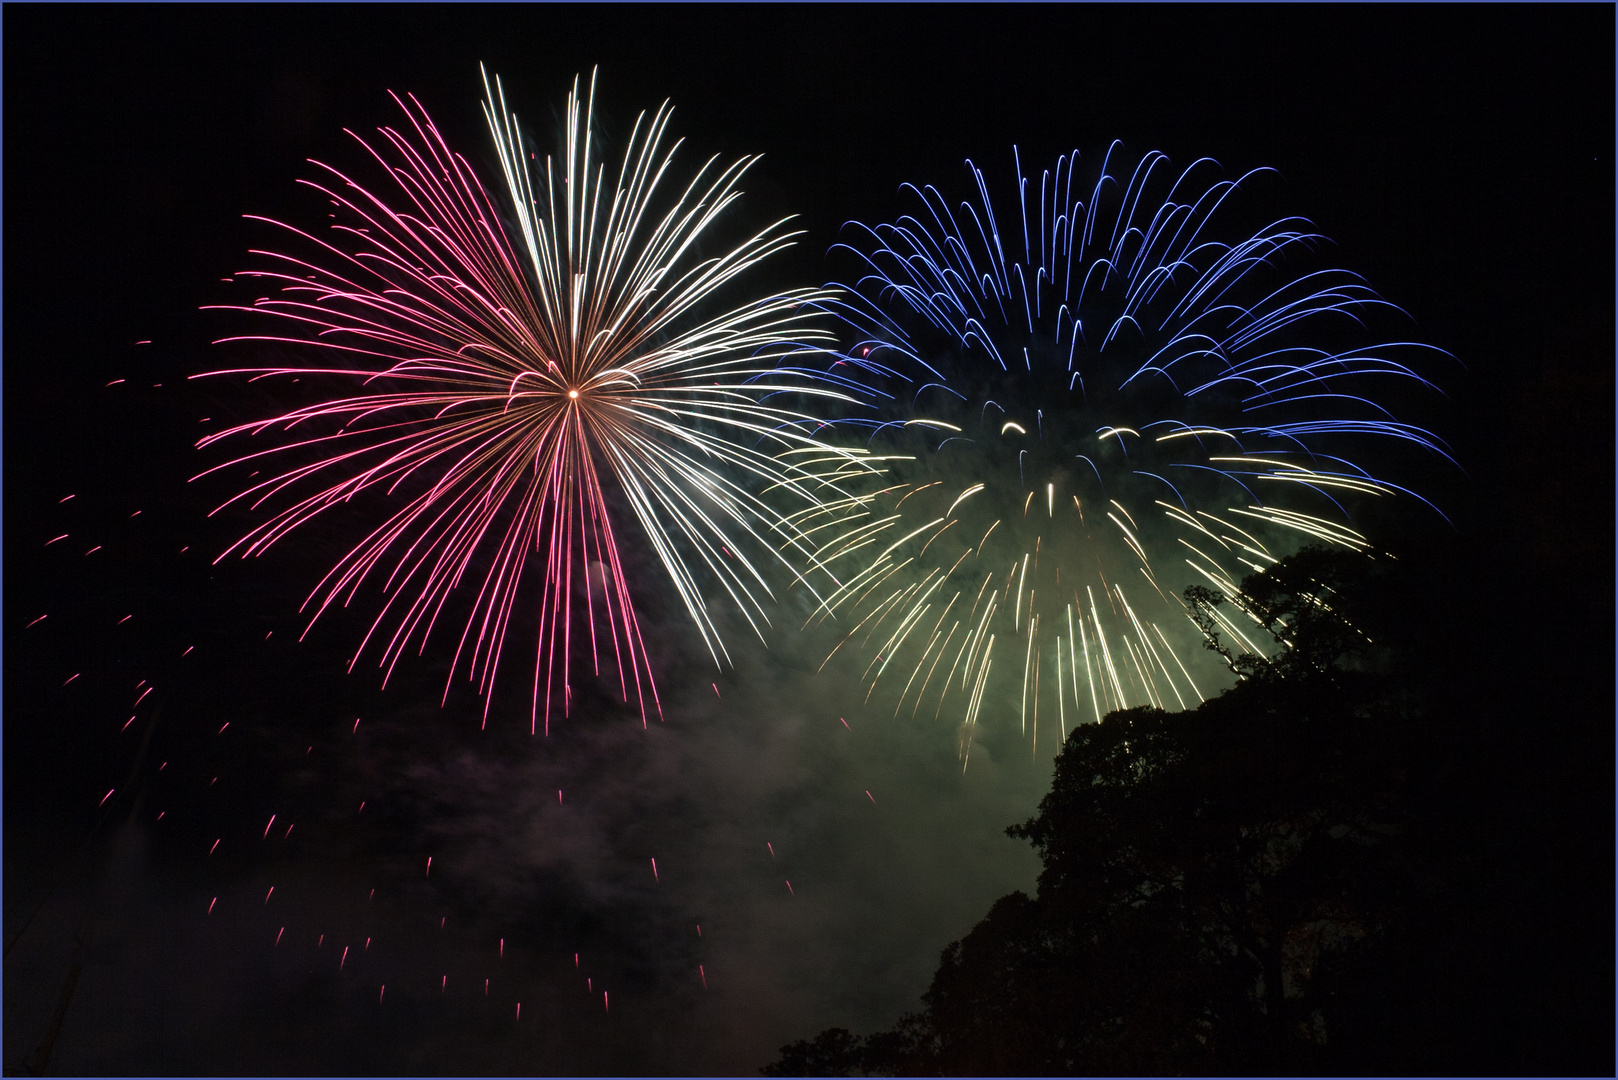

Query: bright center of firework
[568,389,579,399]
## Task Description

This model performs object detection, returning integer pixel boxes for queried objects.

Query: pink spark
[283,823,294,838]
[651,857,659,881]
[840,717,850,729]
[85,546,102,555]
[866,790,876,804]
[696,925,701,937]
[210,839,220,855]
[699,965,706,989]
[484,979,489,995]
[62,673,78,685]
[604,991,609,1013]
[46,534,68,546]
[785,879,794,896]
[117,615,132,625]
[263,815,276,838]
[425,856,432,878]
[208,897,217,914]
[122,717,136,731]
[712,683,721,698]
[157,811,165,821]
[182,646,194,656]
[353,718,361,733]
[217,723,229,734]
[340,946,348,970]
[264,887,274,904]
[59,494,75,503]
[130,510,142,518]
[499,938,504,958]
[379,985,385,1002]
[27,614,46,628]
[358,802,365,813]
[275,926,284,945]
[766,842,775,858]
[516,1003,521,1021]
[441,975,447,991]
[318,935,324,947]
[105,378,124,386]
[574,952,579,967]
[557,789,563,804]
[135,340,151,345]
[365,937,371,950]
[99,789,115,807]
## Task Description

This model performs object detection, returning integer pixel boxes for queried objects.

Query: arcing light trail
[799,145,1453,766]
[195,69,868,731]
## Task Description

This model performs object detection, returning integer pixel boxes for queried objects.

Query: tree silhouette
[764,548,1490,1076]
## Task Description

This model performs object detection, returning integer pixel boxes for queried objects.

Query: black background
[6,5,1612,1075]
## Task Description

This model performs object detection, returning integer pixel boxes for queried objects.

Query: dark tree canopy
[764,546,1607,1076]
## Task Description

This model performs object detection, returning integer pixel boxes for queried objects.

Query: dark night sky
[5,6,1612,1076]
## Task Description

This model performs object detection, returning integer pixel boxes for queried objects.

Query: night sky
[5,6,1612,1076]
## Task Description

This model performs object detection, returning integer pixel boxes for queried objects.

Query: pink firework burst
[196,68,859,730]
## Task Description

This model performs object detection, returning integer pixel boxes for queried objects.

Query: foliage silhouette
[764,545,1598,1076]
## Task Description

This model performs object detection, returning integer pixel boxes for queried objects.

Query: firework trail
[798,145,1452,765]
[195,69,862,731]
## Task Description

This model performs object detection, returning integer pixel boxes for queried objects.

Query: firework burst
[799,145,1453,764]
[196,70,860,731]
